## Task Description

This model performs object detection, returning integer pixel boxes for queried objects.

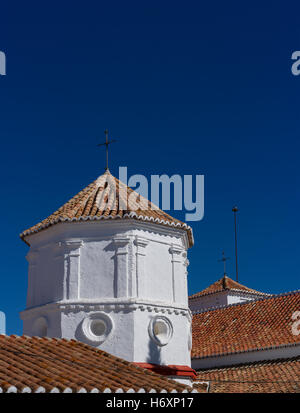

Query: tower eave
[20,213,194,248]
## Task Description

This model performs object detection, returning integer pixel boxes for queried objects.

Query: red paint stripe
[135,363,197,379]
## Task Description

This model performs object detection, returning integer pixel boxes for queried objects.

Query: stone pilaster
[134,236,149,298]
[169,245,185,305]
[182,252,189,306]
[113,237,131,298]
[61,241,83,300]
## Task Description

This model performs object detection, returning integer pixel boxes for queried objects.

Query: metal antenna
[97,129,117,171]
[232,206,239,282]
[218,250,230,276]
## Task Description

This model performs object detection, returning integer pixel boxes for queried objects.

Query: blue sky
[0,1,299,334]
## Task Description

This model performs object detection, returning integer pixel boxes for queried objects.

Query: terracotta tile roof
[195,357,300,393]
[192,291,300,359]
[189,275,267,300]
[20,171,193,247]
[0,335,193,393]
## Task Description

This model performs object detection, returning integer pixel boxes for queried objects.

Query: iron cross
[97,129,117,171]
[218,250,230,276]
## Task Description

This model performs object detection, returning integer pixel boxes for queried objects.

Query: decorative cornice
[21,212,194,248]
[169,245,183,255]
[61,240,84,250]
[20,300,192,321]
[134,236,149,248]
[113,236,131,247]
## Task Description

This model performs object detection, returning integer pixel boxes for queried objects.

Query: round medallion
[82,313,113,344]
[148,316,173,346]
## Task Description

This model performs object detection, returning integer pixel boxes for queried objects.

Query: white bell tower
[20,171,195,382]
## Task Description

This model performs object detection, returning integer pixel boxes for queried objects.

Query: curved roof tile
[192,291,300,359]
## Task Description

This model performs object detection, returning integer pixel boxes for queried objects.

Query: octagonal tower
[20,171,194,382]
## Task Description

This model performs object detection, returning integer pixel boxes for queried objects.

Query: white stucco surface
[189,290,265,313]
[21,220,192,367]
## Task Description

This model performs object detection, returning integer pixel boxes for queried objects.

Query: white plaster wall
[22,220,191,367]
[27,246,64,307]
[189,291,264,313]
[189,293,227,312]
[59,309,136,361]
[144,241,173,302]
[227,294,256,305]
[22,308,62,338]
[60,307,191,365]
[132,309,191,366]
[25,220,189,308]
[21,303,191,366]
[79,240,115,299]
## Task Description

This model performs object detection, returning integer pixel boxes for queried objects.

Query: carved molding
[169,245,183,256]
[113,236,130,251]
[113,236,131,298]
[20,301,192,322]
[61,240,83,256]
[134,236,149,249]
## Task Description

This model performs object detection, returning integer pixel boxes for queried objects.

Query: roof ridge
[196,355,300,372]
[189,275,267,300]
[191,289,300,315]
[189,287,269,301]
[192,342,300,360]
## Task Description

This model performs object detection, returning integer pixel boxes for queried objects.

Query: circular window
[90,319,107,337]
[82,313,113,344]
[148,316,173,346]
